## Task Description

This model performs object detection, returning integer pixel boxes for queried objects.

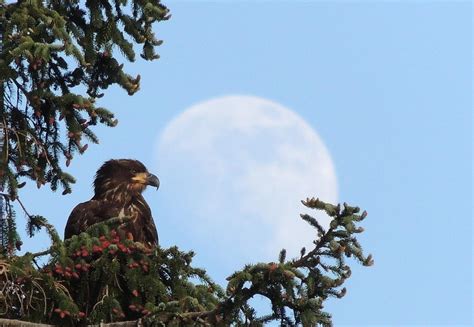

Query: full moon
[155,95,337,281]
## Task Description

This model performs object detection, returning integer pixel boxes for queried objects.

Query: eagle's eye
[130,169,137,174]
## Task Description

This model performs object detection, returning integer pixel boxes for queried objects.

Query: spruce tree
[0,1,373,326]
[0,0,169,251]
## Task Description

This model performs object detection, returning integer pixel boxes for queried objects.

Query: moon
[154,95,337,281]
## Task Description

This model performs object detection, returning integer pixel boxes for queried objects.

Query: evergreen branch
[8,193,29,216]
[1,0,169,200]
[28,249,51,259]
[0,197,372,325]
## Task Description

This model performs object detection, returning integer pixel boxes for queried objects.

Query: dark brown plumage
[64,159,160,246]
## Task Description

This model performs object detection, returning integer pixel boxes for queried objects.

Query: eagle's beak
[146,173,160,189]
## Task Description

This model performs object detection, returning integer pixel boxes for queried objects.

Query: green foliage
[0,0,169,195]
[0,0,169,253]
[0,216,224,326]
[215,198,373,326]
[0,2,374,326]
[0,194,20,256]
[0,198,373,326]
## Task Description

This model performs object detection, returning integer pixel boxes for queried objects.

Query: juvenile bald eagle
[64,159,160,246]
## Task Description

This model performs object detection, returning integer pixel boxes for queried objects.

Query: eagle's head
[93,159,159,199]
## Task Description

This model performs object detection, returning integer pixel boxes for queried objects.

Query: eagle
[64,159,160,246]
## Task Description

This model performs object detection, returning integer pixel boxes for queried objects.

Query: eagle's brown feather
[64,159,159,246]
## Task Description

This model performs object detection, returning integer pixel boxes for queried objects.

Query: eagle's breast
[116,195,157,245]
[118,196,148,221]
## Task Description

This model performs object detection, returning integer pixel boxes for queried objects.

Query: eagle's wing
[64,198,159,246]
[128,196,159,246]
[64,199,122,240]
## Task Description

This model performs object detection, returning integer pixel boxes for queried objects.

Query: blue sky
[15,1,472,326]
